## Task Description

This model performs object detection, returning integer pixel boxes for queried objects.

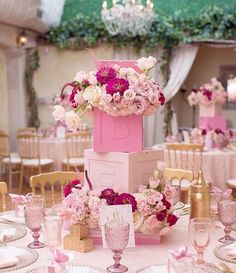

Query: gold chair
[165,143,203,177]
[0,132,21,191]
[0,182,8,211]
[17,127,37,135]
[163,167,194,204]
[30,171,83,207]
[18,133,54,193]
[62,132,92,172]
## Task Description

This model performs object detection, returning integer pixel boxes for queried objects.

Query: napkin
[0,246,25,269]
[0,227,16,242]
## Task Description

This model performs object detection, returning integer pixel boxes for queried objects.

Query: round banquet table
[163,147,236,189]
[1,214,236,273]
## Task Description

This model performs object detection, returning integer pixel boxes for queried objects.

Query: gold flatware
[219,262,236,273]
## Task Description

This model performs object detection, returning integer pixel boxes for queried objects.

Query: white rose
[74,93,85,104]
[52,105,65,121]
[65,111,80,131]
[137,56,157,72]
[83,85,103,103]
[74,71,88,83]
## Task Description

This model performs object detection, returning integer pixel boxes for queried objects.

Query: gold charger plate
[0,222,27,244]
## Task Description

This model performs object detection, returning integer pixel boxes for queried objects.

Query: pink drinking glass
[189,218,213,265]
[105,222,130,273]
[43,216,62,247]
[218,198,236,243]
[24,195,45,249]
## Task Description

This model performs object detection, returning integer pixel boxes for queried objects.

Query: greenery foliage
[25,49,40,129]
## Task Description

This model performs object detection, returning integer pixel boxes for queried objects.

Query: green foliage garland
[25,49,40,129]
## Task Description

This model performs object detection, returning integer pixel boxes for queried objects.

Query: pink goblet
[218,198,236,243]
[105,222,130,273]
[24,195,45,249]
[189,218,213,265]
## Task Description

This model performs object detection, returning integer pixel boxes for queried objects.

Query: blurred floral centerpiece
[60,169,178,239]
[188,78,227,107]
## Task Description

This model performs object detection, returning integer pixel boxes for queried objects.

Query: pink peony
[106,78,129,95]
[96,67,116,84]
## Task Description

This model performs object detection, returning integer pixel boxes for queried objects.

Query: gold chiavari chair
[0,132,21,191]
[165,143,204,177]
[0,182,8,211]
[163,167,194,204]
[30,171,83,207]
[62,131,92,172]
[18,133,54,193]
[17,127,37,135]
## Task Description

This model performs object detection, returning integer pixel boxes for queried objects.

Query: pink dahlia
[106,78,129,95]
[63,179,81,197]
[113,193,137,212]
[96,67,116,84]
[99,188,117,205]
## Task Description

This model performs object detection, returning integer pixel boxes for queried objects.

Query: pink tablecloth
[2,214,236,272]
[164,148,236,189]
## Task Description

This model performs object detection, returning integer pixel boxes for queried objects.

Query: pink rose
[112,92,121,102]
[137,56,157,72]
[164,187,175,200]
[101,94,113,104]
[138,185,147,193]
[123,89,136,100]
[132,96,147,115]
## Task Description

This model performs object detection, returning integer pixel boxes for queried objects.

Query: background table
[2,214,236,273]
[163,147,236,189]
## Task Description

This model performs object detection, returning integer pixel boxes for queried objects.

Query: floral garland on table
[60,170,179,235]
[52,57,165,131]
[188,78,227,106]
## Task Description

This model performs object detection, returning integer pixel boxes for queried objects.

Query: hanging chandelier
[101,0,155,36]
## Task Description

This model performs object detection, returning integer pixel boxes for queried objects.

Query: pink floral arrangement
[52,57,165,131]
[188,78,227,106]
[190,127,233,148]
[61,170,178,235]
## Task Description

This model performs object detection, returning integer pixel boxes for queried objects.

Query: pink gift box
[89,229,161,245]
[199,116,226,131]
[199,104,222,117]
[84,149,163,193]
[93,109,143,153]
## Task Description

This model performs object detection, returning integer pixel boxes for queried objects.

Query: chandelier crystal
[101,0,155,36]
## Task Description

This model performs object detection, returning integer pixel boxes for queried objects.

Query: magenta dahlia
[106,78,129,95]
[113,193,137,212]
[167,214,178,226]
[99,188,117,205]
[159,92,165,105]
[63,179,81,197]
[96,67,116,84]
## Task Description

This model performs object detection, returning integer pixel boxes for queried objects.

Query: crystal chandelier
[101,0,155,36]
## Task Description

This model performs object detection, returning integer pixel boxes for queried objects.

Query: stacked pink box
[199,104,226,131]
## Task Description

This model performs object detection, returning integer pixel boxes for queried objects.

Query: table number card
[100,204,135,248]
[182,130,190,143]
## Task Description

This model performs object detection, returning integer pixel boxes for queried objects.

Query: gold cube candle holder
[70,223,88,239]
[63,235,93,252]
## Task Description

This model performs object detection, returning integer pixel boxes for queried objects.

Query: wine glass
[24,195,45,249]
[105,222,130,273]
[189,218,213,265]
[218,198,236,243]
[209,192,222,228]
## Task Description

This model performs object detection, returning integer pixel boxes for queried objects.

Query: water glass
[24,195,45,249]
[189,218,213,265]
[43,216,62,247]
[105,222,130,273]
[218,198,236,243]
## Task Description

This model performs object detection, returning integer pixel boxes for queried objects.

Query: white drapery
[113,44,199,146]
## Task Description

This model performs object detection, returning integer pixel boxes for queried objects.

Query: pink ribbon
[211,187,232,198]
[169,246,193,260]
[48,250,69,273]
[9,194,27,217]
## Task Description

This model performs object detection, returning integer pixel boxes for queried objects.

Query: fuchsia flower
[156,210,167,221]
[167,214,178,226]
[106,78,129,95]
[161,195,171,210]
[159,93,165,105]
[96,67,116,84]
[202,89,213,101]
[201,129,207,135]
[99,188,117,205]
[63,179,81,197]
[215,128,224,135]
[113,193,137,212]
